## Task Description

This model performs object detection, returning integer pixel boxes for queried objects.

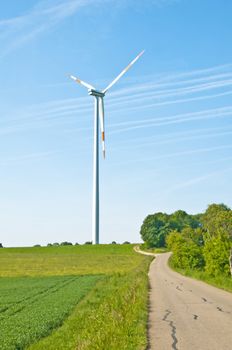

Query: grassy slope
[0,245,152,349]
[169,256,232,293]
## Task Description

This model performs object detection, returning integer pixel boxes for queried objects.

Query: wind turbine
[70,50,145,244]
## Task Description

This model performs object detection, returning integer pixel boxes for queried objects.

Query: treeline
[39,241,129,247]
[140,204,232,277]
[0,241,130,249]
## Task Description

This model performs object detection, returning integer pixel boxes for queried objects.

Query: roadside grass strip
[0,275,102,350]
[169,257,232,293]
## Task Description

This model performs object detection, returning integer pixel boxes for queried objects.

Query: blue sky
[0,0,232,246]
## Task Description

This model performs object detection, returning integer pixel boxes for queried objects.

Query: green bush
[166,230,204,270]
[203,234,231,277]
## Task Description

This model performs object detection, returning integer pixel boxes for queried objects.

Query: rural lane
[143,251,232,350]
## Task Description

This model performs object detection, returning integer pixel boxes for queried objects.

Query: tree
[60,242,73,246]
[203,233,231,277]
[140,212,171,248]
[182,227,204,246]
[201,204,232,276]
[140,210,201,248]
[0,243,3,248]
[141,204,232,276]
[201,203,231,237]
[230,250,232,277]
[170,210,201,230]
[166,229,204,270]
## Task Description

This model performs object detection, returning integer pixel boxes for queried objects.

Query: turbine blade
[102,50,145,93]
[69,75,95,90]
[99,97,106,159]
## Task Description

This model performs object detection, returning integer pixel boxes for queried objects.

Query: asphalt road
[148,252,232,350]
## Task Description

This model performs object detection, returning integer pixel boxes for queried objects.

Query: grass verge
[169,256,232,293]
[139,244,168,254]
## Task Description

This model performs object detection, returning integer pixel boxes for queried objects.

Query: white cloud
[109,106,232,134]
[0,0,92,58]
[165,167,232,193]
[0,151,58,166]
[0,0,183,59]
[117,144,232,166]
[1,62,232,137]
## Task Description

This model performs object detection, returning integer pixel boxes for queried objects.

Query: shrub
[203,234,231,277]
[167,230,204,270]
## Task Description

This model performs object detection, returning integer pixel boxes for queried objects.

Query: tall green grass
[169,257,232,293]
[139,244,168,254]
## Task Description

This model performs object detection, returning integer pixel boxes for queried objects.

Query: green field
[0,275,101,350]
[0,244,145,277]
[0,244,152,350]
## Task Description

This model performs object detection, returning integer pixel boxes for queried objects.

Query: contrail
[108,106,232,133]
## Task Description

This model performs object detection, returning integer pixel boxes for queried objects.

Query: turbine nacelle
[88,89,105,98]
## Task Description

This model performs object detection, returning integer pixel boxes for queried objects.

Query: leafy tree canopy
[201,204,232,239]
[163,203,232,277]
[140,210,201,248]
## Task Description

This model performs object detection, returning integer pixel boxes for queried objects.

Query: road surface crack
[217,306,231,314]
[176,285,182,292]
[162,309,178,350]
[201,297,212,304]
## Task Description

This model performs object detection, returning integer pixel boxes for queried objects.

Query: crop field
[0,244,145,277]
[0,275,101,350]
[0,244,152,350]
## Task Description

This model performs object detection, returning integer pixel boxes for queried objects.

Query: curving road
[147,252,232,350]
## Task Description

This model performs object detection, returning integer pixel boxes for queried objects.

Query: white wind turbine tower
[70,50,144,244]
